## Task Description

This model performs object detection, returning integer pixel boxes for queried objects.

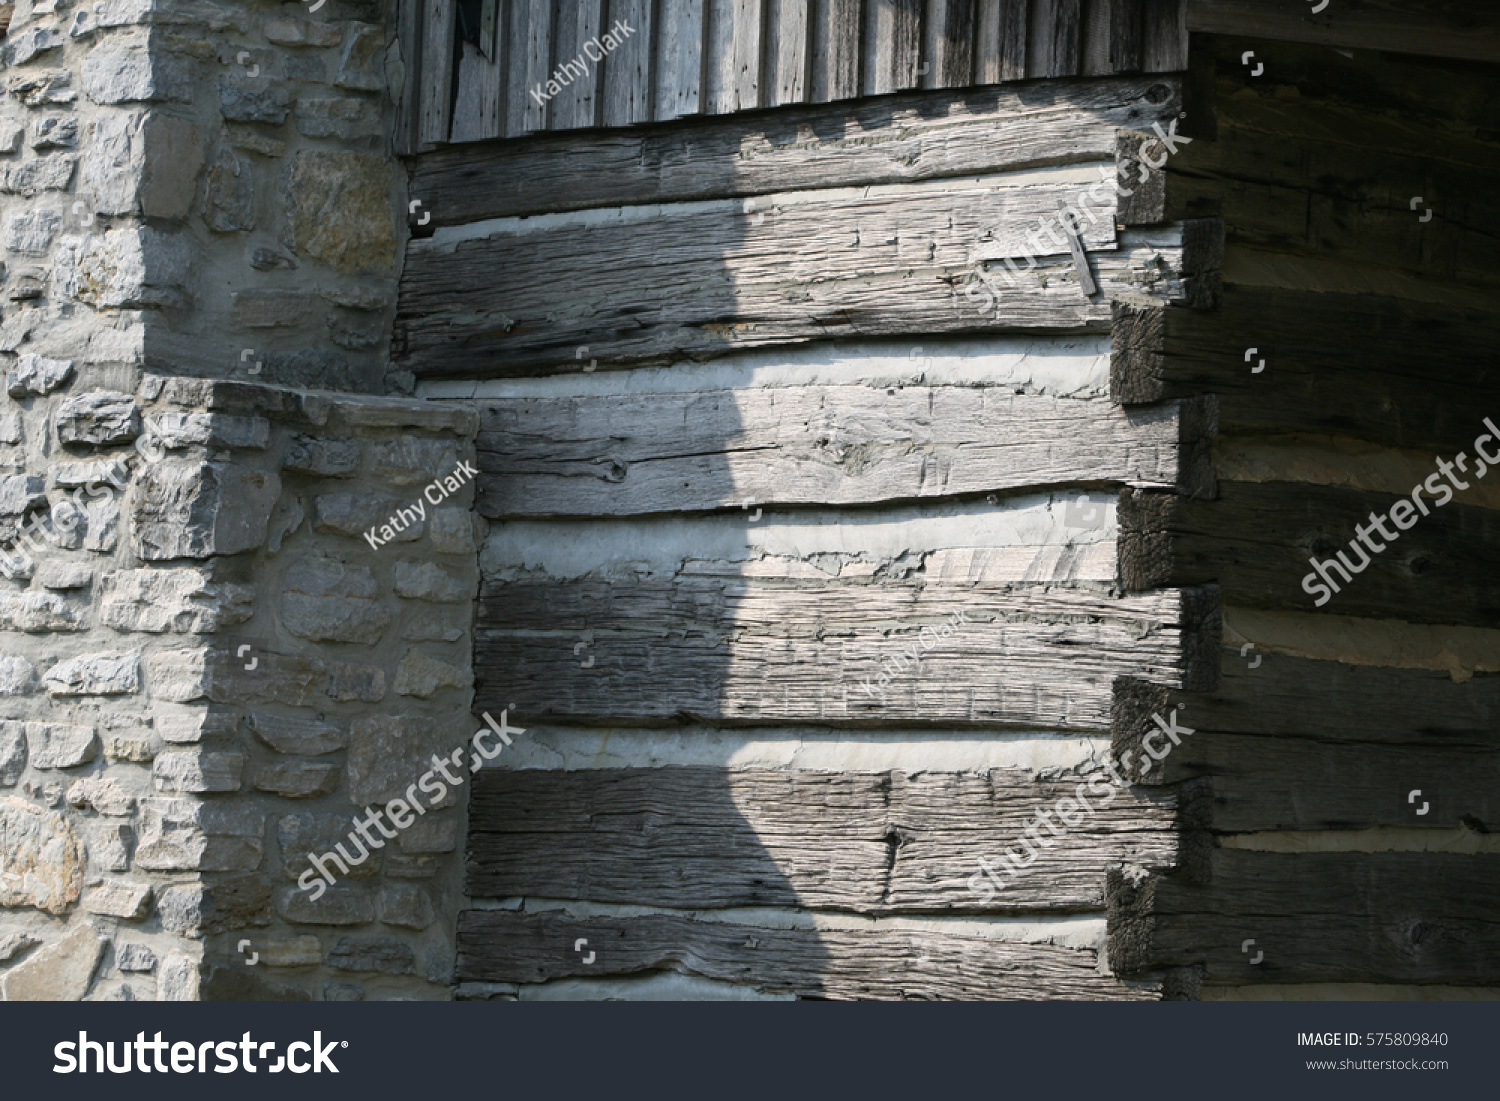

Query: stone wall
[2,374,478,1000]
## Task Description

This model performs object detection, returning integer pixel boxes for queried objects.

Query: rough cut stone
[0,721,26,784]
[347,714,449,806]
[79,111,139,215]
[132,461,279,559]
[265,18,343,47]
[394,648,469,698]
[217,76,290,123]
[294,95,381,140]
[312,492,422,540]
[0,932,41,962]
[0,797,86,913]
[366,439,458,486]
[56,391,140,445]
[152,749,245,792]
[254,760,340,798]
[203,146,255,233]
[72,227,192,309]
[30,115,78,149]
[100,568,254,633]
[278,813,381,881]
[0,591,84,632]
[23,721,99,768]
[248,713,344,756]
[327,662,385,702]
[0,925,103,1001]
[0,655,39,696]
[6,27,65,67]
[66,776,135,815]
[327,936,415,975]
[257,936,323,967]
[102,731,157,762]
[231,289,315,328]
[43,651,140,696]
[114,943,157,972]
[4,209,61,255]
[146,413,271,450]
[280,556,390,644]
[1,474,49,516]
[85,821,133,872]
[135,796,264,873]
[0,153,75,196]
[394,560,469,603]
[283,437,359,478]
[397,815,459,854]
[83,496,122,553]
[145,649,209,703]
[139,114,203,220]
[283,150,397,275]
[7,70,75,107]
[429,508,476,554]
[158,950,200,1000]
[277,885,376,926]
[157,877,272,936]
[82,879,152,919]
[379,884,435,930]
[335,24,384,90]
[36,561,93,590]
[83,46,191,104]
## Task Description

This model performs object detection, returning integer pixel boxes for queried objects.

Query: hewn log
[476,582,1222,730]
[457,908,1165,998]
[1112,290,1500,455]
[468,767,1183,912]
[408,77,1182,224]
[1118,482,1500,628]
[1186,0,1500,65]
[475,391,1216,518]
[1110,851,1500,984]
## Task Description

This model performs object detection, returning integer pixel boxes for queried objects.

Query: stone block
[30,115,77,149]
[258,936,323,967]
[0,474,46,515]
[23,721,99,768]
[394,560,468,603]
[379,884,435,930]
[335,24,385,90]
[0,933,40,962]
[277,813,381,881]
[43,651,140,696]
[312,492,422,540]
[100,568,254,633]
[4,209,61,255]
[135,797,263,873]
[72,226,192,309]
[152,749,244,792]
[265,18,343,47]
[327,936,415,975]
[0,655,39,696]
[429,508,476,554]
[283,150,397,275]
[253,760,340,798]
[85,821,133,872]
[0,124,22,153]
[147,412,271,450]
[146,649,209,702]
[79,111,139,215]
[283,436,359,477]
[6,27,65,67]
[36,561,93,590]
[158,950,199,1000]
[56,391,139,445]
[0,721,26,784]
[0,153,75,196]
[82,879,152,919]
[84,46,192,104]
[0,925,104,1001]
[202,146,254,233]
[140,113,204,220]
[277,885,376,926]
[231,289,315,328]
[293,95,381,140]
[347,714,450,806]
[217,76,290,123]
[0,591,78,633]
[132,461,279,559]
[327,661,385,702]
[102,731,157,762]
[83,496,122,553]
[366,439,458,486]
[0,797,85,913]
[394,648,469,698]
[67,776,135,816]
[397,815,458,854]
[114,943,157,972]
[280,556,389,644]
[7,70,75,108]
[6,353,72,396]
[248,712,344,756]
[157,877,272,936]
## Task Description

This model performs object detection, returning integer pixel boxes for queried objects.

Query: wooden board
[811,0,864,99]
[1118,481,1500,629]
[1027,0,1080,78]
[394,0,424,155]
[768,0,812,106]
[457,907,1165,998]
[409,77,1182,224]
[1110,851,1500,984]
[602,0,655,126]
[1186,0,1500,66]
[450,39,505,143]
[863,0,924,95]
[548,0,604,129]
[506,0,554,135]
[1111,289,1500,457]
[925,0,976,88]
[468,766,1183,912]
[655,0,707,120]
[475,582,1223,731]
[418,0,457,147]
[475,391,1215,517]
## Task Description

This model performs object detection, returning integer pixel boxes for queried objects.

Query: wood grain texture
[810,0,864,100]
[457,908,1165,998]
[468,767,1183,912]
[410,77,1182,224]
[450,38,505,143]
[418,0,457,147]
[655,0,707,120]
[1119,482,1500,629]
[1114,659,1500,832]
[602,0,654,125]
[768,0,812,105]
[864,0,924,95]
[1110,851,1500,985]
[1111,289,1500,457]
[475,581,1223,731]
[394,0,424,154]
[475,391,1214,517]
[1186,0,1500,65]
[1140,0,1183,71]
[506,0,554,135]
[925,0,975,88]
[548,0,604,129]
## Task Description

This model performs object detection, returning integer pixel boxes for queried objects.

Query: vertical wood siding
[398,0,1186,152]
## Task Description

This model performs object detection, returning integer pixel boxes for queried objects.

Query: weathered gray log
[475,391,1217,518]
[1118,482,1500,628]
[397,196,1216,376]
[1109,851,1500,985]
[1186,0,1500,65]
[468,767,1183,912]
[457,907,1166,998]
[1112,290,1500,456]
[476,582,1222,730]
[407,77,1183,224]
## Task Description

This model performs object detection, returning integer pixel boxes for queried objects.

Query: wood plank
[396,192,1212,378]
[706,0,737,113]
[549,0,604,129]
[411,76,1181,224]
[734,0,767,110]
[450,38,505,143]
[1186,0,1500,66]
[602,0,655,125]
[1114,659,1500,832]
[1027,0,1080,77]
[1105,0,1143,73]
[768,0,811,106]
[474,391,1215,518]
[457,908,1165,998]
[1119,481,1500,629]
[924,0,975,88]
[1111,289,1500,457]
[467,767,1183,913]
[1140,0,1183,71]
[810,0,864,100]
[1080,0,1115,77]
[475,582,1223,731]
[864,0,924,95]
[506,0,554,135]
[655,0,707,120]
[418,0,457,147]
[1110,851,1500,984]
[394,0,424,155]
